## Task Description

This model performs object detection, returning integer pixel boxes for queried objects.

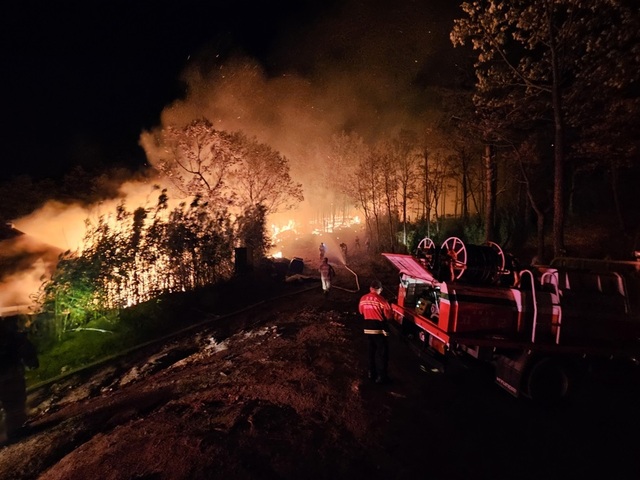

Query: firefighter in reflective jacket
[319,257,336,295]
[358,280,393,384]
[0,316,39,442]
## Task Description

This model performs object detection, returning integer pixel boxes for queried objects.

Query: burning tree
[38,190,234,335]
[230,131,304,214]
[141,119,303,216]
[144,119,240,208]
[141,119,303,265]
[39,119,305,335]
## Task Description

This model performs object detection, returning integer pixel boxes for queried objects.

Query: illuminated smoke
[3,2,455,309]
[3,178,179,310]
[0,235,62,310]
[140,2,450,227]
[13,179,171,251]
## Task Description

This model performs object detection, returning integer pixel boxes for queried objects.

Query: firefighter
[318,257,335,295]
[319,242,327,260]
[358,280,393,384]
[0,316,39,443]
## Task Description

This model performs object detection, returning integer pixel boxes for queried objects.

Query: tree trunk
[516,146,548,263]
[424,149,431,237]
[402,184,408,248]
[549,6,566,257]
[461,156,469,220]
[536,210,545,263]
[484,144,496,243]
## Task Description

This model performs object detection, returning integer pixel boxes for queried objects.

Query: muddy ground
[1,246,639,480]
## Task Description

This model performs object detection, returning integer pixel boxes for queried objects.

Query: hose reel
[416,236,506,284]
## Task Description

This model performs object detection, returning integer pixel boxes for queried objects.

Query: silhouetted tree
[390,130,422,249]
[144,119,240,209]
[236,204,271,267]
[230,132,303,216]
[451,0,639,256]
[142,119,303,218]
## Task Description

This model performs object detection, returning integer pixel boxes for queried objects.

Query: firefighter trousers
[0,367,28,438]
[367,334,389,381]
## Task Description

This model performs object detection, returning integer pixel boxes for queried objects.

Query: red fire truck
[383,237,640,403]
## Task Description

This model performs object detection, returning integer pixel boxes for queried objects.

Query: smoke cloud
[3,1,459,310]
[140,1,457,215]
[0,235,62,310]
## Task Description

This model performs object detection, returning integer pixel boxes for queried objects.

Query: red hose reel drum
[417,236,505,284]
[440,236,505,284]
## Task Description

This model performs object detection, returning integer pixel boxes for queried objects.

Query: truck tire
[525,357,572,405]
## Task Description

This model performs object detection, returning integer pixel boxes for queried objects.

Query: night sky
[2,0,463,182]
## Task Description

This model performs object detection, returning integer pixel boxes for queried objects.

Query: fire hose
[332,263,361,293]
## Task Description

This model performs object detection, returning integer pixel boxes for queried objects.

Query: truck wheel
[525,357,572,405]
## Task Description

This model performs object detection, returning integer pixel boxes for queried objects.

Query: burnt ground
[1,250,640,480]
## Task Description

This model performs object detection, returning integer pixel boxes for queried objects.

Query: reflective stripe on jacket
[359,291,392,336]
[319,262,334,279]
